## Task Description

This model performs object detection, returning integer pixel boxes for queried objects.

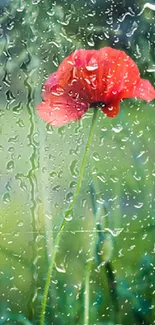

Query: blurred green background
[0,0,155,324]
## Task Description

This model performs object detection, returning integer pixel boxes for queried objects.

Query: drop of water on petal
[86,65,98,71]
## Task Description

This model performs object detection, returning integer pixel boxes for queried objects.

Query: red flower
[37,47,155,127]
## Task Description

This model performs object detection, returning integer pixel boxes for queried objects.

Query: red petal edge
[133,78,155,102]
[101,102,120,118]
[36,93,88,127]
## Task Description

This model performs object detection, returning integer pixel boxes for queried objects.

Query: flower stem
[84,221,97,325]
[40,108,98,325]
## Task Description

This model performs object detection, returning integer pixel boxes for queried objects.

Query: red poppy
[37,47,155,127]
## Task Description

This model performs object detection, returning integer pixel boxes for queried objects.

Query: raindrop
[16,119,24,127]
[46,124,53,134]
[118,249,124,257]
[121,136,129,142]
[134,202,144,209]
[128,245,136,251]
[138,2,155,16]
[2,72,11,87]
[12,102,23,114]
[3,192,11,204]
[87,35,95,47]
[104,228,123,237]
[16,2,25,12]
[47,8,55,17]
[45,213,52,220]
[112,124,123,133]
[7,21,15,31]
[6,160,14,171]
[50,171,57,178]
[110,177,119,183]
[5,90,15,104]
[18,222,24,227]
[97,173,106,183]
[69,181,76,188]
[70,159,78,177]
[32,0,41,4]
[52,53,60,68]
[52,185,60,192]
[137,151,145,158]
[126,21,138,37]
[55,264,66,273]
[133,173,141,181]
[8,146,14,153]
[65,214,73,222]
[92,152,100,162]
[8,135,19,143]
[65,192,73,203]
[86,256,94,263]
[86,64,98,71]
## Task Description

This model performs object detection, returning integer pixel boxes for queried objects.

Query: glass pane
[0,1,155,324]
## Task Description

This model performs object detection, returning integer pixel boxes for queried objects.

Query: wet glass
[0,1,155,324]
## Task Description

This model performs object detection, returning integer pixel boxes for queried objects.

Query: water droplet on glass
[86,35,95,47]
[104,228,123,237]
[18,222,24,227]
[126,21,138,37]
[55,263,66,273]
[32,0,41,4]
[69,181,76,189]
[70,159,78,177]
[134,202,144,209]
[92,152,100,162]
[3,192,11,204]
[6,160,14,171]
[112,124,123,133]
[97,173,106,183]
[65,214,73,222]
[66,192,73,203]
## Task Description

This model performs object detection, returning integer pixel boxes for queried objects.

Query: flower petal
[37,47,155,126]
[36,92,88,127]
[101,101,120,118]
[97,47,140,103]
[132,78,155,102]
[57,49,100,102]
[56,48,142,105]
[42,72,57,100]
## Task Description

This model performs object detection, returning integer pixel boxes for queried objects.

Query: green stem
[84,220,97,325]
[40,109,98,325]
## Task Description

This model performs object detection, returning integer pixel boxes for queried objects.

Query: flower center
[90,101,106,109]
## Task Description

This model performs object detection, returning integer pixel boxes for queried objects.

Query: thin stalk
[40,108,98,325]
[84,217,98,325]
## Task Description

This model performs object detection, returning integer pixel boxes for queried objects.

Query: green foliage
[0,0,155,324]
